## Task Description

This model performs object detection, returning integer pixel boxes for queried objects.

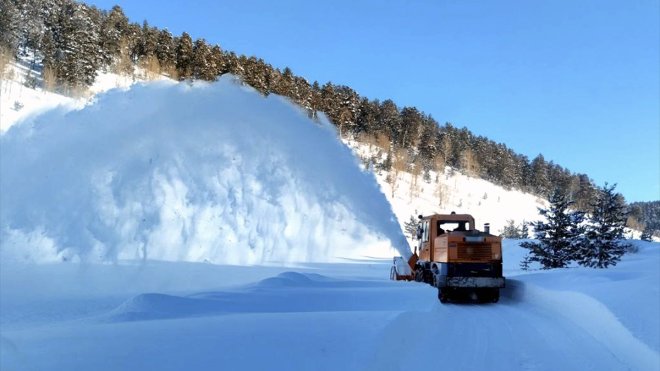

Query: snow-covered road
[2,242,658,370]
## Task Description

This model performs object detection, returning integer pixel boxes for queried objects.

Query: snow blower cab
[390,213,505,303]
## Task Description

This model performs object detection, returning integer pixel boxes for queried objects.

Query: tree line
[1,0,654,228]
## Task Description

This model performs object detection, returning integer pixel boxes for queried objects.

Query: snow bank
[0,76,409,264]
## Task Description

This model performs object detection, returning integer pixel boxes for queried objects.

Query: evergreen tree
[294,75,313,112]
[573,174,596,211]
[530,154,551,197]
[404,215,419,240]
[640,227,653,242]
[520,254,532,271]
[209,45,226,76]
[175,32,193,79]
[56,2,102,89]
[99,5,129,67]
[417,116,438,171]
[191,38,213,80]
[0,0,20,53]
[272,66,295,97]
[334,85,359,136]
[577,183,630,268]
[501,220,522,239]
[378,100,401,148]
[136,20,158,60]
[355,97,378,134]
[399,106,423,148]
[155,28,176,75]
[520,220,530,239]
[520,188,585,269]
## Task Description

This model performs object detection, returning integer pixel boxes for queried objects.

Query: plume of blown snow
[0,76,410,264]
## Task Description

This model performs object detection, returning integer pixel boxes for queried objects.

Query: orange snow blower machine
[390,213,505,303]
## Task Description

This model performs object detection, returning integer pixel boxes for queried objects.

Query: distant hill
[629,201,660,237]
[2,0,654,231]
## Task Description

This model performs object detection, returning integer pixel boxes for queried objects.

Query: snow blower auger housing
[390,213,505,303]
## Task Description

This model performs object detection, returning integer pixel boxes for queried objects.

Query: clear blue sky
[87,0,660,202]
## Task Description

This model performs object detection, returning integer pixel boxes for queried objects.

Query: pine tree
[577,183,630,268]
[404,215,419,240]
[640,227,653,242]
[175,32,193,79]
[520,220,529,239]
[191,38,213,80]
[520,188,585,269]
[355,97,378,135]
[56,2,102,90]
[334,85,359,136]
[209,45,226,76]
[99,5,129,67]
[135,20,159,66]
[0,0,20,54]
[417,116,438,171]
[520,254,532,271]
[530,154,551,197]
[378,100,401,149]
[155,28,176,76]
[501,220,521,239]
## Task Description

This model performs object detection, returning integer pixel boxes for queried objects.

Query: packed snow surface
[1,241,658,370]
[1,76,408,264]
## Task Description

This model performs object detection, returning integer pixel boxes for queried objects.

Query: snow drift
[0,76,409,264]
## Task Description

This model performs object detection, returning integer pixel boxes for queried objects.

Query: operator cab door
[419,219,432,260]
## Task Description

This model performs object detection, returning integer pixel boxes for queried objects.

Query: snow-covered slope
[1,60,154,133]
[1,71,658,371]
[0,73,78,132]
[350,142,546,239]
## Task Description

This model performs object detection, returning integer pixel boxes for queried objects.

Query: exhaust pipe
[484,223,490,234]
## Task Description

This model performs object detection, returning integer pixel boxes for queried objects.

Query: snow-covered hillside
[2,71,658,371]
[0,60,140,133]
[1,62,552,257]
[348,139,545,239]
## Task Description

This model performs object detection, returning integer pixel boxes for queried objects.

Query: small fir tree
[520,188,585,269]
[404,215,419,240]
[520,254,532,271]
[520,220,530,239]
[501,220,521,239]
[577,183,630,268]
[640,227,653,242]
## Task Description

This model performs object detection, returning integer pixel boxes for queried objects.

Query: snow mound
[0,76,409,264]
[107,293,225,322]
[253,271,331,288]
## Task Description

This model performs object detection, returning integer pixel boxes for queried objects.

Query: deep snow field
[1,73,659,370]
